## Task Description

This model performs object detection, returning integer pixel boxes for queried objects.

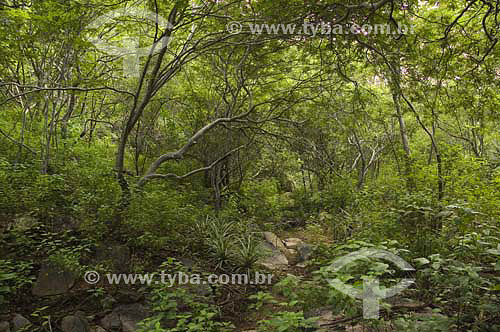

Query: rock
[284,248,300,265]
[102,304,151,332]
[91,327,106,332]
[101,295,117,310]
[0,321,10,332]
[12,315,30,332]
[263,232,287,252]
[61,315,89,332]
[114,303,150,332]
[115,290,144,304]
[74,311,89,320]
[283,238,304,249]
[32,262,76,296]
[96,244,131,273]
[100,312,121,331]
[179,257,195,271]
[296,243,314,261]
[283,238,313,262]
[257,242,288,270]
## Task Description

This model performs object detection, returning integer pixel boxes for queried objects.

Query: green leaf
[487,249,500,256]
[372,262,390,272]
[414,258,430,265]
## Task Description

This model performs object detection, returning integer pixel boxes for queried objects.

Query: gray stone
[296,243,314,261]
[74,311,88,320]
[263,232,287,252]
[257,242,288,270]
[0,321,10,332]
[12,315,30,332]
[114,304,150,332]
[92,327,106,332]
[32,263,76,296]
[100,312,121,331]
[115,290,144,304]
[284,248,300,265]
[61,315,89,332]
[283,238,304,250]
[96,245,130,273]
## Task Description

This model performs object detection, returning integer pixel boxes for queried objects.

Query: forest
[0,0,499,331]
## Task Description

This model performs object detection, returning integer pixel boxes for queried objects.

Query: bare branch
[0,127,37,154]
[137,145,245,186]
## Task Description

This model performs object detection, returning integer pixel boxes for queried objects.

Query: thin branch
[138,145,245,186]
[0,127,37,154]
[0,83,134,106]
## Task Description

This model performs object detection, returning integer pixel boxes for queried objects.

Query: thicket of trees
[0,0,499,331]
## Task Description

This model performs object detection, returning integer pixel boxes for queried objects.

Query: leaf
[0,286,11,293]
[372,262,390,272]
[487,249,500,256]
[414,258,430,265]
[0,273,16,281]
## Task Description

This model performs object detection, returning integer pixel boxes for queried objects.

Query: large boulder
[32,262,76,296]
